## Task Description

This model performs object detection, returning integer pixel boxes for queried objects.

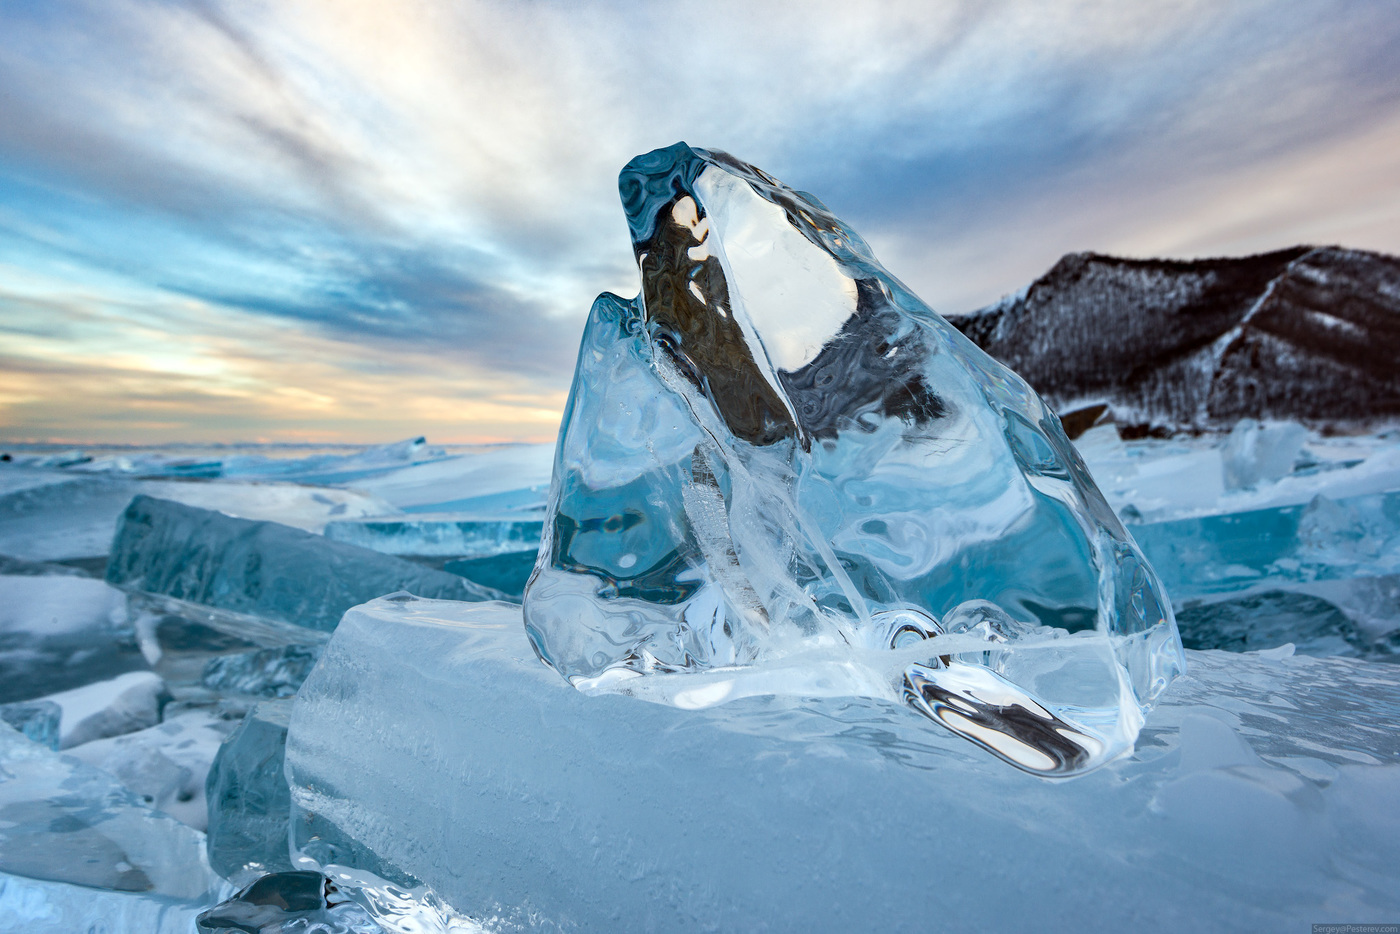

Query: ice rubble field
[0,425,1398,931]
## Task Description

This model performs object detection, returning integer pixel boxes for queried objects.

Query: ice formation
[201,645,323,698]
[205,700,294,879]
[0,574,147,702]
[65,709,230,830]
[523,143,1184,774]
[324,513,543,558]
[0,722,220,905]
[43,670,170,749]
[108,496,500,630]
[286,596,1400,931]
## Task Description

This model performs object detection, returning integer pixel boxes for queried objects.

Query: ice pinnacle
[522,143,1185,775]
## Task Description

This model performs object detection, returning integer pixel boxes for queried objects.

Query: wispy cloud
[0,0,1397,442]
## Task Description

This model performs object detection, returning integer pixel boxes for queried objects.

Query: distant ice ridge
[1071,420,1400,652]
[7,436,451,483]
[284,596,1400,932]
[0,438,556,566]
[523,143,1183,775]
[324,513,544,558]
[0,473,397,563]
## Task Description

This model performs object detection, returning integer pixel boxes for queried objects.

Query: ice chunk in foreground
[108,496,501,631]
[196,871,383,934]
[523,143,1183,774]
[206,700,294,879]
[286,597,1400,931]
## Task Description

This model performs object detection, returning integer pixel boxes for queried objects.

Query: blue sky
[2,0,1398,443]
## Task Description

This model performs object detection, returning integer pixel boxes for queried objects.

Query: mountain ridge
[945,245,1400,435]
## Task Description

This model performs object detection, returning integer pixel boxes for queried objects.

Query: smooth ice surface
[41,670,169,749]
[324,513,544,557]
[108,496,500,630]
[0,574,147,703]
[524,143,1182,773]
[288,597,1400,932]
[206,700,294,879]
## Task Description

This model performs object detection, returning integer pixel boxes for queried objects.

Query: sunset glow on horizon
[2,0,1398,444]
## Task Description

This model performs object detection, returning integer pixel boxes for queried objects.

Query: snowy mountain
[946,246,1400,436]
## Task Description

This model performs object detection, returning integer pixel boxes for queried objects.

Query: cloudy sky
[2,0,1397,444]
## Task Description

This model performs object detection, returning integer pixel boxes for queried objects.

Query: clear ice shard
[523,143,1186,774]
[205,700,295,880]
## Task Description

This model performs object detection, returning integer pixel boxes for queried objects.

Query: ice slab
[1173,590,1395,657]
[65,708,232,831]
[524,143,1182,774]
[324,513,544,558]
[442,551,536,602]
[204,700,292,884]
[107,496,501,631]
[0,553,89,577]
[0,574,147,703]
[287,597,1400,931]
[0,722,220,902]
[42,670,170,749]
[0,470,397,562]
[205,700,295,879]
[1132,489,1400,643]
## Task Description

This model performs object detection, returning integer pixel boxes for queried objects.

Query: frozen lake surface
[0,429,1397,931]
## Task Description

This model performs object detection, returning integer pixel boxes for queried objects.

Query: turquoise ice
[523,144,1185,775]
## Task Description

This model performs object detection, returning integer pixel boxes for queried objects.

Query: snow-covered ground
[0,429,1396,931]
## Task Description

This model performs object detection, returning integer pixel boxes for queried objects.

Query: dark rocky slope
[946,246,1400,435]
